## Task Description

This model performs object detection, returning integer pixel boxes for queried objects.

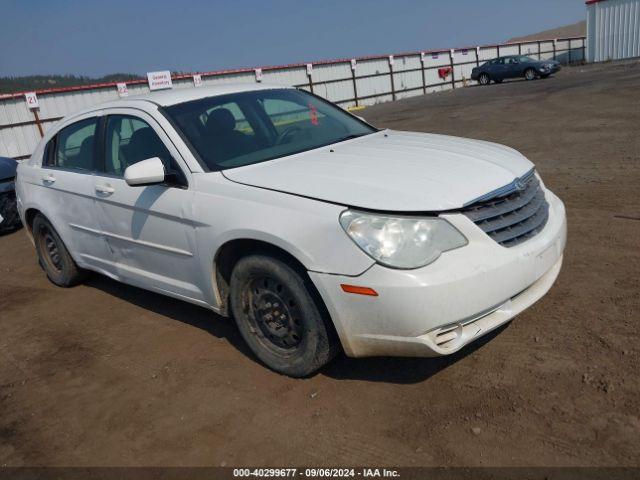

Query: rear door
[91,109,204,301]
[38,114,111,270]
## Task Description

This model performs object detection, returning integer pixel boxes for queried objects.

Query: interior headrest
[79,136,94,153]
[206,108,236,133]
[126,128,166,162]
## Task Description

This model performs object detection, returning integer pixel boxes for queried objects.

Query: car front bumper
[309,189,567,358]
[540,65,561,75]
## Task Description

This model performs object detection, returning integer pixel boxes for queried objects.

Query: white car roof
[63,83,293,120]
[131,82,292,106]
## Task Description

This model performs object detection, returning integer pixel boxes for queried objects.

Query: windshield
[164,88,377,171]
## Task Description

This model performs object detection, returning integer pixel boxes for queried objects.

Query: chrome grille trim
[462,171,549,247]
[463,168,536,206]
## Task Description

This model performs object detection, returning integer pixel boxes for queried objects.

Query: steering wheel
[275,126,303,145]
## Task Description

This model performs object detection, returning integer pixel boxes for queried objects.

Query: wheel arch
[212,238,338,341]
[214,238,312,316]
[24,207,41,232]
[22,207,45,243]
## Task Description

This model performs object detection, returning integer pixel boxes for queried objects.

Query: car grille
[461,170,549,247]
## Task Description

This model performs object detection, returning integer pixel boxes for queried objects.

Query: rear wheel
[230,254,338,377]
[525,68,537,81]
[32,214,86,287]
[478,73,491,86]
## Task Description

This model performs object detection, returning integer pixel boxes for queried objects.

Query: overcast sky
[0,0,586,77]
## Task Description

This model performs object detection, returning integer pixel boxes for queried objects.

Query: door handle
[42,174,56,184]
[95,183,115,195]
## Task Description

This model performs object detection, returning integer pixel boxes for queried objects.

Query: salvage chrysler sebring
[16,84,566,376]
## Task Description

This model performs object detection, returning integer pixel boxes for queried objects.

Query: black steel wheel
[32,214,86,287]
[247,275,304,351]
[230,254,339,377]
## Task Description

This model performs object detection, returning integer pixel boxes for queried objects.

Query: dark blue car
[0,156,22,232]
[471,55,561,85]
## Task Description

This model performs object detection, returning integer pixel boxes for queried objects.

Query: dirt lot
[1,60,639,468]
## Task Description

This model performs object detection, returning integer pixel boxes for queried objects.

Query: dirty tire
[525,68,537,81]
[32,214,86,287]
[479,73,490,86]
[230,254,338,377]
[0,191,22,233]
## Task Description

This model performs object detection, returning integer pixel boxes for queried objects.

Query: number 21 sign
[25,92,39,109]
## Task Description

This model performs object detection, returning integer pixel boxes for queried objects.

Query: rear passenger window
[53,118,98,171]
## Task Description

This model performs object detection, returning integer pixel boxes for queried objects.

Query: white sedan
[16,84,566,376]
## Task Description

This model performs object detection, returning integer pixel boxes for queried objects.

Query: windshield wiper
[333,133,370,144]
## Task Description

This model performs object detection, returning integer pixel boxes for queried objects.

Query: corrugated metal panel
[587,0,640,62]
[452,49,477,84]
[540,40,555,60]
[0,36,588,159]
[500,45,520,56]
[356,58,392,101]
[478,47,498,62]
[520,42,540,58]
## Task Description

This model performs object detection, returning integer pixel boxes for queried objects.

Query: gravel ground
[1,60,639,468]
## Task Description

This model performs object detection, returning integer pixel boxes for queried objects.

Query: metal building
[586,0,640,62]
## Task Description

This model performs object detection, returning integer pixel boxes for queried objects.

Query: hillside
[508,20,586,42]
[0,73,143,94]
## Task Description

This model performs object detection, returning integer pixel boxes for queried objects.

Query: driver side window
[102,114,186,186]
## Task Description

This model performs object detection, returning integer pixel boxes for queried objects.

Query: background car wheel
[32,214,86,287]
[478,73,490,85]
[230,254,339,377]
[0,191,22,233]
[525,68,537,81]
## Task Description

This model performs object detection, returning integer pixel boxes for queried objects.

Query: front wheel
[525,68,537,81]
[230,254,338,377]
[478,73,491,86]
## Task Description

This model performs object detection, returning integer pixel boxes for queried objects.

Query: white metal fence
[0,36,586,160]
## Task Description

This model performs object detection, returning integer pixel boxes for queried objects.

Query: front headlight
[339,210,467,269]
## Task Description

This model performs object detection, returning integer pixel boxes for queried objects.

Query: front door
[91,110,204,302]
[504,57,522,78]
[491,58,508,80]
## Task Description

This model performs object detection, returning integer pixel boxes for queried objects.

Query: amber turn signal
[340,284,379,296]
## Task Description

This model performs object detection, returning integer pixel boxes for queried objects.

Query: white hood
[223,130,534,211]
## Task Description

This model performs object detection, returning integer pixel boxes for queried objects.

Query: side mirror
[124,157,165,186]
